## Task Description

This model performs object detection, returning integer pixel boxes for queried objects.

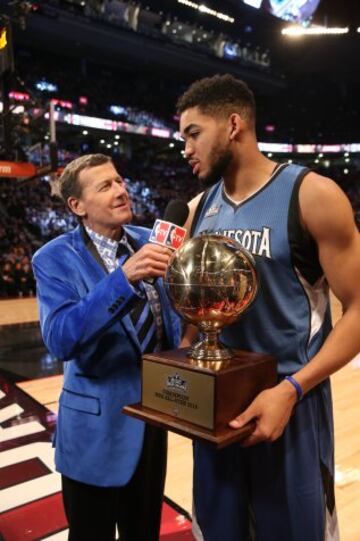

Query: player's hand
[179,324,199,348]
[228,380,298,447]
[122,243,172,283]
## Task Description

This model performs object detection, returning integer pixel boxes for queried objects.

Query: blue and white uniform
[191,163,339,541]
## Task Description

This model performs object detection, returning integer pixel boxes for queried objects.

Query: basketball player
[177,74,360,541]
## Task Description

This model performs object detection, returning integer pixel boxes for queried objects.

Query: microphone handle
[143,276,156,285]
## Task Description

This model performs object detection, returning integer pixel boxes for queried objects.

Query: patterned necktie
[117,243,157,354]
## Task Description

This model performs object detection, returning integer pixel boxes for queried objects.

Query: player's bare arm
[230,173,360,445]
[290,172,360,393]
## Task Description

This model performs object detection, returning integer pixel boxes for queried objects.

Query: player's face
[180,107,232,187]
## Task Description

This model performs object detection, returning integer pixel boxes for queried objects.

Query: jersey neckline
[221,162,289,210]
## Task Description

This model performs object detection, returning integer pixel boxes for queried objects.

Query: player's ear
[228,113,244,141]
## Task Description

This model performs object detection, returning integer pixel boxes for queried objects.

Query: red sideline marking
[0,492,67,540]
[0,458,51,490]
[161,502,194,538]
[0,372,194,540]
[0,495,194,540]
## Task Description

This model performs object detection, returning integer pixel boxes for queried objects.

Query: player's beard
[200,145,233,188]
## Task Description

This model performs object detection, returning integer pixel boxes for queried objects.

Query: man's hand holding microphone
[123,200,189,284]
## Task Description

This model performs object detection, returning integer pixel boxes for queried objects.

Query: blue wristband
[285,375,303,401]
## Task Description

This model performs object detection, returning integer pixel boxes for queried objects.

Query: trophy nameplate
[123,347,277,448]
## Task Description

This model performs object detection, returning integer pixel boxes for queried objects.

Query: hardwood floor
[10,295,360,539]
[0,297,38,326]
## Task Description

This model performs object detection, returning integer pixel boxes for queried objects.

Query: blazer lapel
[80,225,108,273]
[73,225,107,281]
[73,225,142,354]
[73,224,176,353]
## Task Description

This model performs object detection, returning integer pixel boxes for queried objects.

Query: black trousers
[61,425,167,541]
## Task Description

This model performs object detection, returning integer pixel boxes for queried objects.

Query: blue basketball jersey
[192,163,333,376]
[191,163,339,541]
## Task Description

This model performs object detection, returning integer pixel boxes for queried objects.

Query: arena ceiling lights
[177,1,235,24]
[282,25,349,36]
[242,0,262,7]
[2,99,359,156]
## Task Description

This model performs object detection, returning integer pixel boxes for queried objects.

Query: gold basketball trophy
[123,235,277,448]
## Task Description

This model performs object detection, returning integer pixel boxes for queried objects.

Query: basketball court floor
[0,297,359,540]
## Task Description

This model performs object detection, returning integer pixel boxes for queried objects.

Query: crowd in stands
[1,2,359,298]
[9,43,359,151]
[258,75,360,145]
[0,154,359,299]
[0,180,38,297]
[43,0,272,72]
[14,0,356,145]
[13,48,179,135]
[5,0,277,154]
[0,154,199,298]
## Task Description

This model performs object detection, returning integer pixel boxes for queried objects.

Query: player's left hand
[228,379,298,447]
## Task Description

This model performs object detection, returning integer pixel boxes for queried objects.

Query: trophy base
[123,347,277,449]
[123,403,257,449]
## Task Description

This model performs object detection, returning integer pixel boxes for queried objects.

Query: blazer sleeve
[32,247,139,361]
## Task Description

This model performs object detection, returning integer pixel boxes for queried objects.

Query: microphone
[164,199,189,226]
[145,200,189,284]
[149,199,189,251]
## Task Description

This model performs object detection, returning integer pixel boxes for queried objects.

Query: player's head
[177,75,256,185]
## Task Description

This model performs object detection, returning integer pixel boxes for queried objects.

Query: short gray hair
[57,154,111,205]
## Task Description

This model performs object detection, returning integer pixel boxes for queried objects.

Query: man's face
[180,107,232,187]
[70,161,132,238]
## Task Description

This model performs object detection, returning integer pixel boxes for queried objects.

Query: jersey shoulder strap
[189,188,210,237]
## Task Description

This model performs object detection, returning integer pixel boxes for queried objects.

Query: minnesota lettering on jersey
[201,227,272,258]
